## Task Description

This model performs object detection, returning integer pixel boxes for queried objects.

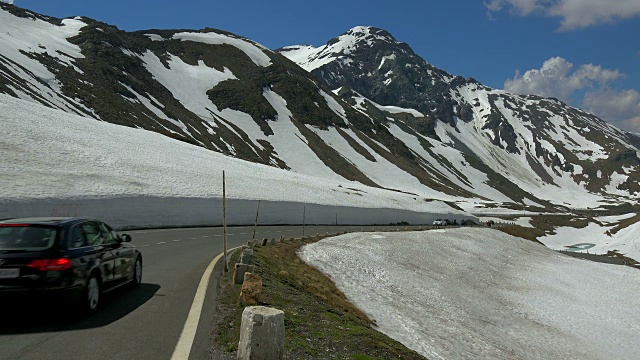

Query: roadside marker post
[252,200,261,241]
[223,170,228,273]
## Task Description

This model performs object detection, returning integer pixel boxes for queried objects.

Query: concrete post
[240,248,253,265]
[234,263,256,284]
[237,306,284,360]
[261,238,268,246]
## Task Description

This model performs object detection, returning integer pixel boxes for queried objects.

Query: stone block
[240,272,262,305]
[237,306,284,360]
[240,248,253,264]
[234,263,256,284]
[270,238,275,245]
[261,238,268,246]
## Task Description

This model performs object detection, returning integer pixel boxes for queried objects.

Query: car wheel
[85,274,101,313]
[131,256,142,288]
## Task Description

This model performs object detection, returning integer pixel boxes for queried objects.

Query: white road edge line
[171,247,240,360]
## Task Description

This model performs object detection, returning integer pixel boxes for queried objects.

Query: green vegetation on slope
[213,237,426,360]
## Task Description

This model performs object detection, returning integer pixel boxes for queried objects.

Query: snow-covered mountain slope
[0,3,637,211]
[301,229,640,359]
[0,5,475,206]
[1,93,465,219]
[280,26,640,209]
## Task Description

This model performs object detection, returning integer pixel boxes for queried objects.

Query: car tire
[84,274,101,314]
[130,256,142,288]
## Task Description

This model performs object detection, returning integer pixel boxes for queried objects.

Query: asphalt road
[0,224,426,360]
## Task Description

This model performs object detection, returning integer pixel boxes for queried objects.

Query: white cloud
[505,57,640,132]
[484,0,547,16]
[504,57,622,103]
[548,0,640,30]
[1,0,15,4]
[485,0,640,30]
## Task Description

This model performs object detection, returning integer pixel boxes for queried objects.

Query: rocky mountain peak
[277,26,414,73]
[328,26,399,49]
[279,25,462,125]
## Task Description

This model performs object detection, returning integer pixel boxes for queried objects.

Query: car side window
[99,223,116,245]
[69,225,88,248]
[80,222,103,246]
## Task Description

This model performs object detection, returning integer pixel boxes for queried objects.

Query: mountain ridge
[279,25,640,207]
[1,3,638,210]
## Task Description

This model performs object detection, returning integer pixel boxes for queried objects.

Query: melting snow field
[0,94,441,209]
[539,218,640,263]
[300,228,640,360]
[0,94,469,227]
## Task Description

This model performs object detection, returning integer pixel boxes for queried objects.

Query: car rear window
[0,225,58,251]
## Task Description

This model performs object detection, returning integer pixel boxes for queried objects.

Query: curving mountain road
[0,224,424,360]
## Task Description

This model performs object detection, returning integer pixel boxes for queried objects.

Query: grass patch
[351,355,383,360]
[214,250,244,353]
[213,237,426,359]
[609,213,640,235]
[492,225,545,243]
[490,215,592,243]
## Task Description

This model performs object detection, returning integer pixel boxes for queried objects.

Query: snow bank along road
[301,228,640,360]
[0,224,425,360]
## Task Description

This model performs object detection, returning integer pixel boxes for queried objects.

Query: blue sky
[12,0,640,132]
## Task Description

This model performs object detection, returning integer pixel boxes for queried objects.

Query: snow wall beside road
[0,197,476,229]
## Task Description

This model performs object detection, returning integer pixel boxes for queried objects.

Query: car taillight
[27,258,72,271]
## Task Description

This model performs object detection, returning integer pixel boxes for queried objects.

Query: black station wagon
[0,217,142,313]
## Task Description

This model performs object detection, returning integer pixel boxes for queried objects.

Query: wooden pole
[223,171,228,273]
[252,200,261,240]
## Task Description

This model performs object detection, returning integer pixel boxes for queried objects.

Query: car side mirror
[120,234,132,242]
